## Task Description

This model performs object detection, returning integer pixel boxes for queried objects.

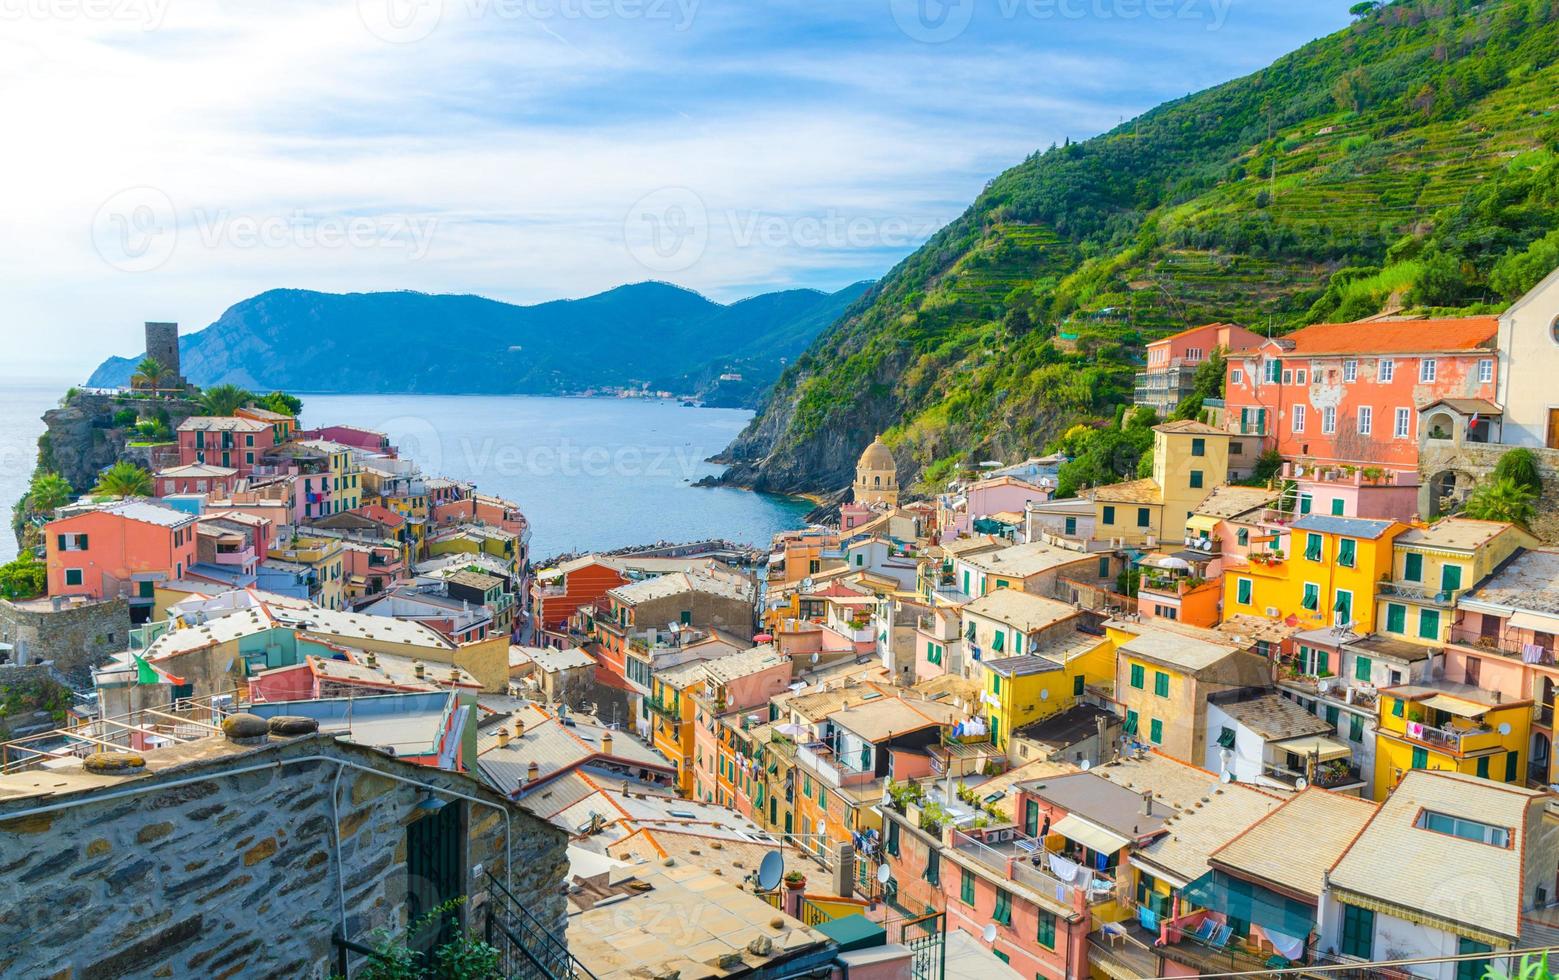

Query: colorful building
[177,416,276,475]
[44,500,198,614]
[1374,682,1530,798]
[1134,321,1263,415]
[1224,515,1406,634]
[1093,421,1230,548]
[1376,518,1536,647]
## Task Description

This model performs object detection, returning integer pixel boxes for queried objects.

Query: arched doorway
[1427,470,1473,519]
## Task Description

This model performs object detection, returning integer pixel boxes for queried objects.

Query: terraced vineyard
[719,0,1559,496]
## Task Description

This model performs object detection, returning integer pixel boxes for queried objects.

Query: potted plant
[784,871,806,890]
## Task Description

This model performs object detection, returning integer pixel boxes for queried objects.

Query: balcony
[213,546,256,566]
[949,829,1115,908]
[1377,581,1464,607]
[1261,759,1364,791]
[1384,718,1502,756]
[645,698,681,722]
[1449,625,1558,665]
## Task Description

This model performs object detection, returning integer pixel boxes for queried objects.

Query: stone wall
[0,595,129,685]
[1419,442,1559,542]
[0,733,569,979]
[35,391,201,492]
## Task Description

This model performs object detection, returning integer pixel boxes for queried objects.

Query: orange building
[1223,316,1498,471]
[530,557,629,633]
[45,501,199,616]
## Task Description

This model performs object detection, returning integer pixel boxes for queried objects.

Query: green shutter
[1301,583,1319,611]
[1506,751,1520,783]
[1130,664,1145,689]
[1338,539,1356,568]
[1404,553,1423,582]
[1073,675,1085,697]
[1349,715,1363,743]
[1102,506,1115,525]
[1354,656,1372,682]
[1386,603,1406,634]
[961,868,975,905]
[1411,746,1428,769]
[1331,498,1345,516]
[1154,671,1169,698]
[1037,910,1056,949]
[1418,608,1441,641]
[1237,578,1252,605]
[1304,533,1322,562]
[1340,904,1374,960]
[1441,563,1463,594]
[1123,710,1139,736]
[1149,718,1163,744]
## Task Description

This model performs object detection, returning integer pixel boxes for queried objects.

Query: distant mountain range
[86,281,871,407]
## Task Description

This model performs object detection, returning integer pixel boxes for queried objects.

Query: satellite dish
[756,851,784,892]
[1080,759,1091,771]
[1219,770,1232,784]
[877,864,891,884]
[1040,690,1050,701]
[1294,777,1309,791]
[1499,722,1513,736]
[982,924,998,944]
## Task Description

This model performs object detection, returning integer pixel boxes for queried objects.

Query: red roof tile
[350,504,406,528]
[1275,316,1497,356]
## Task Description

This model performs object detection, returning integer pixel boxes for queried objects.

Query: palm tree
[1461,476,1538,528]
[24,471,74,514]
[93,461,153,498]
[199,383,252,417]
[131,357,164,391]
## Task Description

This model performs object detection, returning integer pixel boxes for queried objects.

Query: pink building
[45,500,198,613]
[1283,460,1420,522]
[1135,322,1264,416]
[176,416,277,475]
[154,463,238,498]
[297,424,392,455]
[942,475,1053,538]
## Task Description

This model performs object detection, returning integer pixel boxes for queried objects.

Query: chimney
[413,660,425,678]
[497,726,511,748]
[527,761,540,782]
[514,718,525,738]
[1142,789,1154,816]
[602,731,614,755]
[365,650,378,668]
[448,667,460,684]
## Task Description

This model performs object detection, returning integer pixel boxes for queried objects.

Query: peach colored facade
[1223,317,1499,470]
[46,505,198,605]
[1144,321,1263,369]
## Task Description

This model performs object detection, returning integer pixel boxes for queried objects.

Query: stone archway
[1426,469,1475,518]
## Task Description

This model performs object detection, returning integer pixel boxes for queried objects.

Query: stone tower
[144,321,182,388]
[854,435,899,507]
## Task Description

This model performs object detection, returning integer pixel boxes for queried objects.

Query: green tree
[1348,1,1380,16]
[1172,347,1227,420]
[1409,250,1469,307]
[131,357,164,390]
[256,391,304,416]
[199,383,252,417]
[0,556,47,600]
[23,471,73,514]
[93,461,153,498]
[1493,448,1542,496]
[1462,477,1538,528]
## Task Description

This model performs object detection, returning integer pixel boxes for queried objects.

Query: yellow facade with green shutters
[1374,687,1530,798]
[983,636,1113,750]
[1375,519,1537,647]
[1223,516,1405,633]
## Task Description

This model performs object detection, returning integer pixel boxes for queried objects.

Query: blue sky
[0,0,1356,376]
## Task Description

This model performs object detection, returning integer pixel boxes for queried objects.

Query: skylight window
[1415,810,1511,848]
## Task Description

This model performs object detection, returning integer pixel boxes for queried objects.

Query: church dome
[858,438,895,472]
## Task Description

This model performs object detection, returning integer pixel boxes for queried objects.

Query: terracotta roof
[1148,321,1243,345]
[1273,316,1497,356]
[1092,478,1163,505]
[350,504,407,528]
[1211,788,1377,898]
[1193,485,1274,520]
[1152,420,1226,436]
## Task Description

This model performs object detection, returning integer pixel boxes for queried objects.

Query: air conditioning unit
[1265,607,1280,618]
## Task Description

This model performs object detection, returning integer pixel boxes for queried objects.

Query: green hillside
[717,0,1559,496]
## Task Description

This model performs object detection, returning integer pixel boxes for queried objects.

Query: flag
[134,654,186,687]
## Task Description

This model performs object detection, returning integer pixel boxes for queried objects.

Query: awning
[1508,611,1559,633]
[1139,553,1191,571]
[1052,813,1131,854]
[1420,694,1488,719]
[1182,870,1316,939]
[1186,514,1220,533]
[1272,734,1352,762]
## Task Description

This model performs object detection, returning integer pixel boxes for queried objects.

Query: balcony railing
[1377,581,1464,607]
[949,829,1113,907]
[1449,626,1558,664]
[1387,718,1500,755]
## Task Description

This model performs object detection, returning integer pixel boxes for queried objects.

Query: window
[1304,533,1323,562]
[1339,903,1374,959]
[1415,810,1511,847]
[926,848,940,885]
[993,889,1012,926]
[1231,368,1243,384]
[1395,407,1411,438]
[1064,516,1077,536]
[1291,405,1305,432]
[1236,578,1252,605]
[1191,437,1205,457]
[1357,405,1372,436]
[1458,939,1494,980]
[816,787,827,809]
[64,568,83,586]
[1338,539,1356,568]
[1073,674,1085,697]
[886,819,900,857]
[1385,603,1406,634]
[1420,358,1437,382]
[1331,498,1345,516]
[1411,745,1429,769]
[1441,563,1463,594]
[1378,359,1394,382]
[1102,505,1115,525]
[960,868,975,905]
[1264,359,1281,383]
[1334,590,1353,626]
[1296,369,1307,384]
[1403,553,1423,582]
[1130,664,1145,689]
[1282,370,1292,385]
[1354,655,1372,682]
[1300,493,1313,515]
[1149,718,1164,744]
[1190,470,1203,489]
[1154,671,1170,698]
[138,580,155,599]
[1343,359,1357,382]
[1419,608,1441,641]
[1123,710,1139,736]
[992,673,1002,693]
[1301,583,1320,612]
[1098,556,1110,578]
[1322,406,1336,434]
[1136,508,1151,529]
[1236,528,1249,546]
[1478,358,1494,384]
[1037,910,1056,949]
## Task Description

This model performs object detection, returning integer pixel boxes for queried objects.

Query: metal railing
[485,869,598,980]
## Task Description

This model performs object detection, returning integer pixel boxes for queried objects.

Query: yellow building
[427,525,520,575]
[1093,421,1229,546]
[1376,518,1537,646]
[649,664,703,794]
[297,439,362,514]
[984,633,1114,754]
[1374,683,1530,798]
[854,436,899,507]
[267,533,346,611]
[1109,620,1269,765]
[1224,515,1405,633]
